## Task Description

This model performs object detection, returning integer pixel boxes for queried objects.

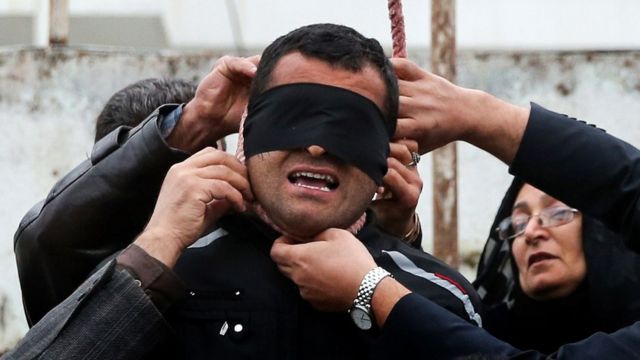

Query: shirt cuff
[157,103,185,139]
[116,244,186,312]
[156,103,226,151]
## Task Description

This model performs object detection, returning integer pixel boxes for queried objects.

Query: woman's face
[511,184,586,300]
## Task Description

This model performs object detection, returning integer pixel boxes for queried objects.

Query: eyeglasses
[496,206,579,241]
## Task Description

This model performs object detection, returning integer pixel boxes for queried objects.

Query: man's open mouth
[288,171,339,192]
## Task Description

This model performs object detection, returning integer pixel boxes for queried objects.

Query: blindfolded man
[15,23,480,359]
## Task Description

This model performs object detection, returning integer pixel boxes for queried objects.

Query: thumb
[246,54,261,68]
[390,57,424,81]
[270,235,297,263]
[274,235,297,246]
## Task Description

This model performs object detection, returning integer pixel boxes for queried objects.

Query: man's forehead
[268,52,386,111]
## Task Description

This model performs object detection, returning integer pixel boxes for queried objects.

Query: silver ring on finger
[406,152,421,167]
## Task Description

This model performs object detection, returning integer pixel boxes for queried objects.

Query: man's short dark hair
[250,23,398,135]
[95,78,196,142]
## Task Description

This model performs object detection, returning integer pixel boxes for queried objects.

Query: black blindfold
[243,83,390,185]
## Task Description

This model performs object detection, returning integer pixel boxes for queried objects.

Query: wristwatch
[349,267,392,330]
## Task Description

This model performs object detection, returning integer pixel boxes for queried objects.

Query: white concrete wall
[2,47,640,350]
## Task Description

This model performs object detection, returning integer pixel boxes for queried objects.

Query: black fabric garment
[14,105,482,359]
[158,211,481,359]
[374,293,640,360]
[244,83,391,184]
[474,177,640,353]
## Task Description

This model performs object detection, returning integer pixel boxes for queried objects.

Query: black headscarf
[473,178,640,354]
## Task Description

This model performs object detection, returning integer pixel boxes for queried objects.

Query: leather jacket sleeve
[14,104,189,326]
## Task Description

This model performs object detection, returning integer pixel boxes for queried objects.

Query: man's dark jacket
[14,104,481,359]
[2,261,171,360]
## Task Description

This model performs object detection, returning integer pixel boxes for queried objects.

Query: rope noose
[388,0,407,58]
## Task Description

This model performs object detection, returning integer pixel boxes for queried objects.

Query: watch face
[350,306,373,330]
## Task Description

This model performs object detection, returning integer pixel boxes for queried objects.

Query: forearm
[3,261,171,360]
[14,106,188,325]
[549,323,640,359]
[166,100,230,153]
[374,293,526,360]
[374,288,640,359]
[392,58,529,162]
[133,229,184,269]
[370,277,411,327]
[460,94,640,250]
[510,104,640,252]
[16,106,187,252]
[461,89,530,165]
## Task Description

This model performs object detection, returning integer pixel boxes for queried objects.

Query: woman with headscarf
[474,178,640,354]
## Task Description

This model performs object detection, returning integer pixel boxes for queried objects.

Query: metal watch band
[353,267,392,309]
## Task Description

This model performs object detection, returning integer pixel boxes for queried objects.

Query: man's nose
[306,145,327,157]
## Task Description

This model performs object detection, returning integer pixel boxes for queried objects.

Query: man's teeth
[290,172,337,192]
[296,183,332,192]
[292,172,336,183]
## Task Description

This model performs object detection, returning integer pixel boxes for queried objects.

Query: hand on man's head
[135,147,254,268]
[168,55,260,153]
[391,57,531,164]
[270,228,377,312]
[391,57,473,155]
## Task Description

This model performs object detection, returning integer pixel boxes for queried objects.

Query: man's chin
[270,211,346,240]
[275,221,325,241]
[259,203,365,239]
